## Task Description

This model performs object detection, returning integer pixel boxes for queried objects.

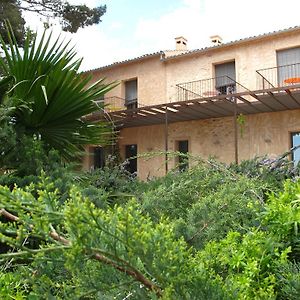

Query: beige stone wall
[165,30,300,102]
[118,125,166,179]
[116,109,300,180]
[82,29,300,179]
[89,30,300,106]
[82,146,93,170]
[88,56,167,107]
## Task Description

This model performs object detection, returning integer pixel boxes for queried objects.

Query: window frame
[290,131,300,165]
[175,139,189,172]
[124,78,138,109]
[125,144,138,174]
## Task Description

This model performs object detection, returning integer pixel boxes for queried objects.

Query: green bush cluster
[1,157,300,299]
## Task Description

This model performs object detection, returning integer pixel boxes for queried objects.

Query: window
[93,146,105,169]
[277,47,300,85]
[125,79,137,110]
[215,61,236,95]
[125,144,137,174]
[291,132,300,165]
[176,140,189,171]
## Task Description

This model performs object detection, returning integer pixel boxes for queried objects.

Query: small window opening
[176,140,189,171]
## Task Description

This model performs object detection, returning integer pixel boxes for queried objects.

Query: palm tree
[0,25,116,161]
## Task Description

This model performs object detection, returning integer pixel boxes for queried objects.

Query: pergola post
[165,105,169,174]
[233,96,238,164]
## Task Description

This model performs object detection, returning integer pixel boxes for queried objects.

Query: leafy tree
[0,0,106,46]
[20,0,106,32]
[0,0,26,46]
[0,26,116,162]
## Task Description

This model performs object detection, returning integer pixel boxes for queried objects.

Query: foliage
[80,157,140,208]
[1,147,300,299]
[229,155,300,189]
[0,0,106,47]
[261,180,300,259]
[199,230,288,299]
[0,185,228,299]
[0,25,116,161]
[197,180,300,299]
[276,262,300,300]
[0,0,26,46]
[0,141,75,202]
[141,160,267,249]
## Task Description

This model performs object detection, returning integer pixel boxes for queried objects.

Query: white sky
[23,0,300,71]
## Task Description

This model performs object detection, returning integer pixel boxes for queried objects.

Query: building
[82,26,300,180]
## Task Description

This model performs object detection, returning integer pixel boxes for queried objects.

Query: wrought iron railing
[95,96,147,113]
[104,96,126,112]
[256,62,300,89]
[176,76,247,102]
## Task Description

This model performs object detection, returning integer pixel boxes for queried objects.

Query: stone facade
[83,27,300,180]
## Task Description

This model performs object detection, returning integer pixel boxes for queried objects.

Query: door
[94,146,105,169]
[125,144,137,174]
[291,132,300,166]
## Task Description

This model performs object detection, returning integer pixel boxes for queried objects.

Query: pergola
[91,83,300,174]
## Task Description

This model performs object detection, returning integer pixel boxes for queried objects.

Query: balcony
[176,75,248,102]
[256,63,300,89]
[94,71,300,129]
[95,96,148,113]
[102,96,126,112]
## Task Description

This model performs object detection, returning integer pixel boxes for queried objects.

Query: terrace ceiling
[103,85,300,128]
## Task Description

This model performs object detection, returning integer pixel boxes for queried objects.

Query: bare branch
[0,208,19,221]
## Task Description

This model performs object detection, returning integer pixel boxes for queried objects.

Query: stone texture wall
[116,109,300,180]
[83,29,300,179]
[88,29,300,105]
[88,55,167,106]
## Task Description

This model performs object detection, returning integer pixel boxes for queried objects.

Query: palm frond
[0,24,117,160]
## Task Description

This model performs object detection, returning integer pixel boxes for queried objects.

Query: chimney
[210,35,223,46]
[175,36,188,51]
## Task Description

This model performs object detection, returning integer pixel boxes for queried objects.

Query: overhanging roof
[105,85,300,128]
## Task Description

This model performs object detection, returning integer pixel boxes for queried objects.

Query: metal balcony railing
[256,62,300,89]
[176,75,247,102]
[95,96,148,113]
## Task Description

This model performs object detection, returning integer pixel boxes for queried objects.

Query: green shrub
[197,179,300,299]
[276,262,300,300]
[79,157,141,207]
[229,156,300,190]
[142,160,268,249]
[0,185,229,299]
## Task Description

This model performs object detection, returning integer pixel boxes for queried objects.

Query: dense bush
[1,157,300,299]
[79,157,140,208]
[141,161,267,249]
[0,185,228,299]
[0,138,75,202]
[197,180,300,299]
[229,155,300,189]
